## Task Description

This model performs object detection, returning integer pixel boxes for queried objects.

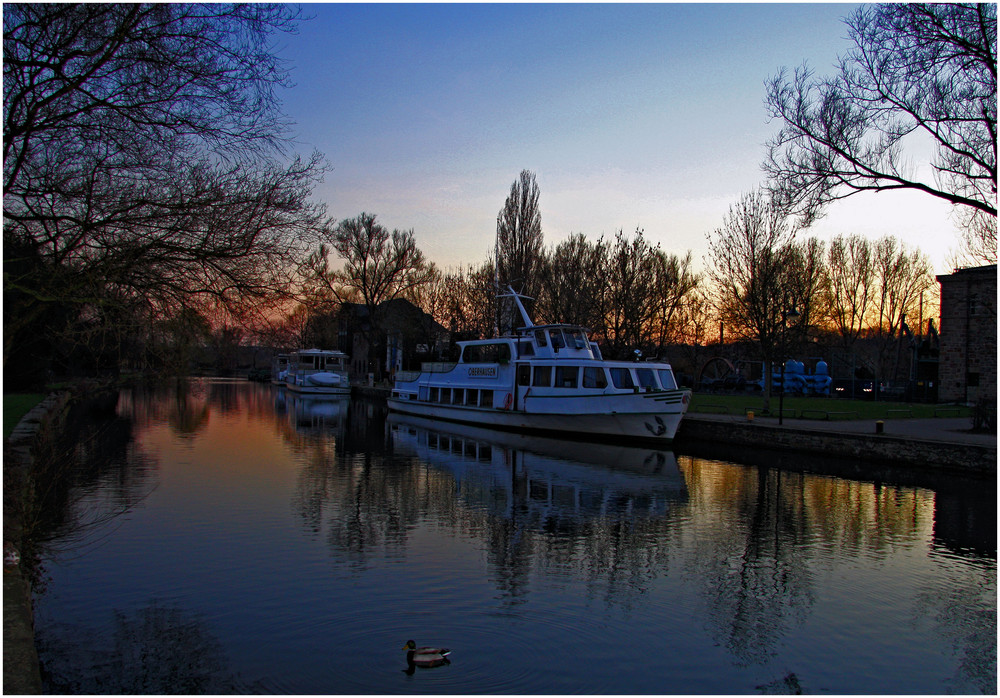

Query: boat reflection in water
[286,393,349,439]
[388,413,686,523]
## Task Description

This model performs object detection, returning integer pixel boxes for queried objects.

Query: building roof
[937,264,997,282]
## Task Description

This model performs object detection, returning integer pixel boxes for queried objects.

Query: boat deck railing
[419,362,458,373]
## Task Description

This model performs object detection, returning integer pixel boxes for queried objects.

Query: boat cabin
[460,324,603,364]
[292,349,348,372]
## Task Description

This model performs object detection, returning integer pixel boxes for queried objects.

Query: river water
[30,379,996,694]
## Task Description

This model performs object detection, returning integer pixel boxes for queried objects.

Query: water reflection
[29,381,996,694]
[683,466,815,667]
[388,414,686,520]
[37,601,252,693]
[386,415,688,610]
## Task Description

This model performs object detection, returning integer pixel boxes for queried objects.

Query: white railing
[420,362,457,373]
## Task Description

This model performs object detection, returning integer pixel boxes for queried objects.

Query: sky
[275,3,962,276]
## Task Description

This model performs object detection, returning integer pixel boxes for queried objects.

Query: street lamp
[778,307,800,425]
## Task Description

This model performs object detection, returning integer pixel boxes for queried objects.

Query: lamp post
[778,307,800,425]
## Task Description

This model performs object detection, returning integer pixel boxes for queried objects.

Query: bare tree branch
[764,3,996,230]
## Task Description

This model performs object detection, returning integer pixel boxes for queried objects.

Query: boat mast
[493,217,500,338]
[499,285,534,329]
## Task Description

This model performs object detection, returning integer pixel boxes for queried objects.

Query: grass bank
[4,394,47,439]
[688,393,973,420]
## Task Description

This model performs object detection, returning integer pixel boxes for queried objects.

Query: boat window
[462,342,511,364]
[548,329,565,349]
[517,365,531,386]
[609,367,635,389]
[658,369,677,390]
[480,390,493,407]
[583,367,608,389]
[534,329,548,347]
[554,366,579,389]
[636,368,657,389]
[517,341,534,357]
[466,389,478,406]
[566,330,586,349]
[532,366,552,387]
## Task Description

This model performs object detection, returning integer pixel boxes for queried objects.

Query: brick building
[935,264,996,404]
[338,298,448,382]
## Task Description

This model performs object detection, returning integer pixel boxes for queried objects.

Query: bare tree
[439,262,498,340]
[783,237,829,343]
[604,229,659,359]
[826,235,876,348]
[650,249,700,351]
[535,233,609,331]
[765,4,997,230]
[308,213,436,308]
[954,210,998,266]
[496,169,543,329]
[869,236,934,384]
[3,4,328,380]
[707,191,798,410]
[305,213,436,376]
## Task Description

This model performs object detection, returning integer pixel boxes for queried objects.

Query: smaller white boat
[285,349,351,395]
[272,353,291,385]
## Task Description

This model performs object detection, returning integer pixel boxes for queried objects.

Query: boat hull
[286,384,351,395]
[386,394,687,443]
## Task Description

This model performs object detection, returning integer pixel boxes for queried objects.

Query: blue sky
[277,3,959,273]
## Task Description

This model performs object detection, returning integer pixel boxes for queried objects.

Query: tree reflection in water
[38,602,251,693]
[686,466,814,667]
[916,559,997,693]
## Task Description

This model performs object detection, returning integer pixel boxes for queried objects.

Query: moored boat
[388,289,691,442]
[285,348,351,395]
[272,353,291,385]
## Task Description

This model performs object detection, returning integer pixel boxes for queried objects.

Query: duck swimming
[402,640,451,670]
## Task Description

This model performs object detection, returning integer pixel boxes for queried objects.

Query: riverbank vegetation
[4,394,45,439]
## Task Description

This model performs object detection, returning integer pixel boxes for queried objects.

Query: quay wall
[676,416,995,476]
[4,391,73,695]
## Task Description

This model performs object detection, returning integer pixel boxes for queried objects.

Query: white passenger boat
[285,348,351,395]
[388,290,691,442]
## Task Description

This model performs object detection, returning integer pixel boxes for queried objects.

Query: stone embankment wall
[676,417,995,475]
[4,392,71,695]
